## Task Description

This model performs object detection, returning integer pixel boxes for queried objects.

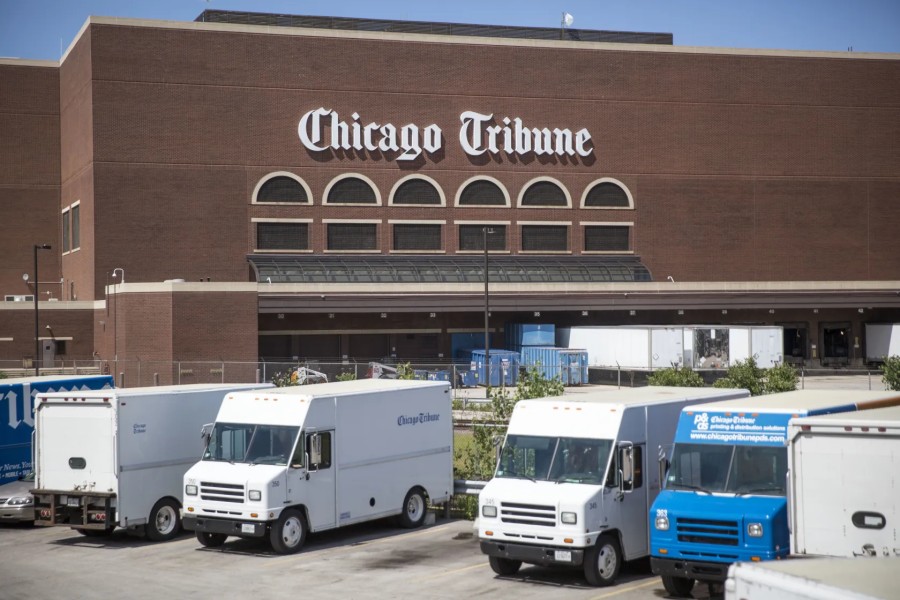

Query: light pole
[483,227,493,388]
[33,244,52,376]
[111,268,124,363]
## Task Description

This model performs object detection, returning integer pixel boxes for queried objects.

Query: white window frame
[388,174,447,207]
[516,176,573,209]
[323,173,382,206]
[579,177,635,210]
[251,171,313,205]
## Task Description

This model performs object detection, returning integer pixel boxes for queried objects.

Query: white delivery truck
[477,386,750,586]
[788,405,900,558]
[182,378,453,554]
[725,557,900,600]
[32,383,269,540]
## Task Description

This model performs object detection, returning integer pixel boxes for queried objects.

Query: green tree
[335,371,357,381]
[455,366,563,483]
[271,369,300,387]
[764,361,799,393]
[881,355,900,391]
[396,362,415,380]
[648,365,705,387]
[713,357,798,396]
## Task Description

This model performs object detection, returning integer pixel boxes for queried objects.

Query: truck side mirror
[658,445,671,487]
[618,444,634,494]
[200,423,214,447]
[309,432,322,468]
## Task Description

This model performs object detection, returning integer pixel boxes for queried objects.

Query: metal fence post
[118,372,125,388]
[153,372,159,386]
[221,361,225,383]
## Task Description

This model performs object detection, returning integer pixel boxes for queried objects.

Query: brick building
[1,10,899,379]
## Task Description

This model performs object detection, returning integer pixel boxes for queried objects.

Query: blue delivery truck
[0,374,114,484]
[648,389,900,597]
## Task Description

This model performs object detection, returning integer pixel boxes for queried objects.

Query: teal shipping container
[520,346,589,385]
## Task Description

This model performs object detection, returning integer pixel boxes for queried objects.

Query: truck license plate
[554,550,572,562]
[241,523,255,534]
[66,497,80,507]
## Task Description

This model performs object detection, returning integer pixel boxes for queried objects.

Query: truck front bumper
[480,539,585,567]
[183,515,267,538]
[650,556,730,583]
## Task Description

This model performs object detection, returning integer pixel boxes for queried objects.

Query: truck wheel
[146,498,181,542]
[270,508,306,554]
[661,575,695,597]
[398,487,427,528]
[196,531,227,548]
[583,534,621,586]
[488,556,522,576]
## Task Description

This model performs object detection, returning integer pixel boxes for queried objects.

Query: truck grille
[199,481,245,503]
[500,501,556,527]
[676,517,739,546]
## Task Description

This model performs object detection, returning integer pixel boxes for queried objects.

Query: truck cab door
[286,429,336,531]
[609,442,647,559]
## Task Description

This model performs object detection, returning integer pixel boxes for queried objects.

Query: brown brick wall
[77,23,900,284]
[0,63,60,298]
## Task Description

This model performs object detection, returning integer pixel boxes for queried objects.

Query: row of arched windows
[252,172,634,209]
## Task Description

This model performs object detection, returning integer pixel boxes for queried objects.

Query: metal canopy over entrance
[248,255,653,285]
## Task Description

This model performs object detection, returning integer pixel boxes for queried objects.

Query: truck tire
[196,531,228,548]
[488,556,522,576]
[146,498,181,542]
[661,575,695,597]
[398,487,427,528]
[583,534,621,587]
[269,508,307,554]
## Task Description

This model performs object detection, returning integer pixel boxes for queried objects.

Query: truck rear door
[37,401,117,493]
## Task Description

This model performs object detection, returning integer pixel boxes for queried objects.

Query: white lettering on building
[298,108,592,162]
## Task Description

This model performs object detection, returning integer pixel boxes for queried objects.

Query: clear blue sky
[1,0,899,61]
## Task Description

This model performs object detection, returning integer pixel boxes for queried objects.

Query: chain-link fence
[0,359,889,391]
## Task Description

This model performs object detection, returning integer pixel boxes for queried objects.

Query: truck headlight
[185,484,198,496]
[561,511,577,524]
[248,490,262,501]
[748,522,763,537]
[655,515,670,530]
[482,505,497,518]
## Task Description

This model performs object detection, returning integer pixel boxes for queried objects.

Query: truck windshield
[666,443,787,495]
[203,423,301,466]
[496,435,612,484]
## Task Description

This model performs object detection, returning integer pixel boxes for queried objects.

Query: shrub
[713,357,798,396]
[335,371,357,381]
[648,365,705,387]
[764,361,799,393]
[882,355,900,391]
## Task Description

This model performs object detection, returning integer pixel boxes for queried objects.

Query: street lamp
[33,244,52,376]
[483,227,493,388]
[111,268,124,362]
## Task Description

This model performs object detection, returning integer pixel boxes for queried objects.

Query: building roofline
[53,14,900,68]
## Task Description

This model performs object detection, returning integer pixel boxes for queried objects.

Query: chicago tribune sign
[298,108,593,162]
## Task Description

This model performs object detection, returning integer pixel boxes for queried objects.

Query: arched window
[456,177,509,207]
[519,179,569,207]
[582,178,634,209]
[390,176,444,206]
[324,175,380,205]
[252,172,312,204]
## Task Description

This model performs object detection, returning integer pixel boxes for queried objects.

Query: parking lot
[0,516,725,599]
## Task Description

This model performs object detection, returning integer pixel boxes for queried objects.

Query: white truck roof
[521,386,749,408]
[727,557,900,600]
[789,404,900,431]
[37,383,266,399]
[226,378,449,399]
[683,389,900,415]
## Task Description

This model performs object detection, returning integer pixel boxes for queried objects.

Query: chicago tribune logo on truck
[397,412,441,426]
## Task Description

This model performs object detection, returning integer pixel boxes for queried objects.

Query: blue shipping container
[0,374,114,484]
[451,332,494,359]
[505,323,556,353]
[521,347,589,386]
[458,349,520,387]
